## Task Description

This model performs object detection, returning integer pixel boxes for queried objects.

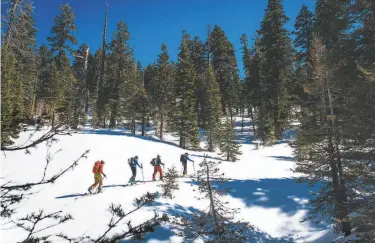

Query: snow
[1,117,345,242]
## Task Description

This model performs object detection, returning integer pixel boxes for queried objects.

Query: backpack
[180,154,185,163]
[128,158,133,168]
[150,158,156,166]
[92,161,101,174]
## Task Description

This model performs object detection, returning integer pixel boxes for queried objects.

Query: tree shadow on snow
[103,181,155,189]
[186,178,319,216]
[268,156,295,161]
[80,129,181,149]
[187,178,328,229]
[236,133,259,145]
[55,193,87,199]
[190,154,222,161]
[120,225,176,243]
[234,119,252,127]
[182,178,328,241]
[144,202,294,243]
[235,129,297,145]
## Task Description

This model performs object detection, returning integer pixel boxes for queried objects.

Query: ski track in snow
[1,117,340,242]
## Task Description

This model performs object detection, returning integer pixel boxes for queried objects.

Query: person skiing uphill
[180,152,194,176]
[151,154,164,181]
[128,156,142,184]
[88,160,106,194]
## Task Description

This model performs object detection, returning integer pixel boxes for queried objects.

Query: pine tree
[174,31,199,149]
[89,49,103,127]
[107,21,133,128]
[202,65,222,152]
[218,118,241,162]
[35,45,54,118]
[210,25,241,119]
[197,26,223,152]
[54,55,77,126]
[240,34,257,138]
[314,0,351,51]
[292,4,315,122]
[127,61,145,134]
[339,1,375,240]
[48,4,77,62]
[257,0,294,140]
[293,38,352,236]
[71,44,91,127]
[149,44,174,139]
[293,5,314,65]
[1,1,37,145]
[1,49,22,146]
[188,36,207,126]
[15,4,37,119]
[175,158,251,242]
[132,86,150,136]
[159,166,180,199]
[348,62,375,242]
[47,3,77,126]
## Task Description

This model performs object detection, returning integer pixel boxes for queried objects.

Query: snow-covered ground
[1,118,342,242]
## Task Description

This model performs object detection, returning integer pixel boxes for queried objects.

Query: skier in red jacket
[88,160,106,193]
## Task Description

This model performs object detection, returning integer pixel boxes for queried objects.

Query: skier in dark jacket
[180,152,194,176]
[151,154,164,181]
[128,156,142,184]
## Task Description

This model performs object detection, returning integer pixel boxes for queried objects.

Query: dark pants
[182,162,187,176]
[129,167,137,182]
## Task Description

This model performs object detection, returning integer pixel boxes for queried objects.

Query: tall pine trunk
[4,0,21,49]
[84,47,90,117]
[208,129,214,152]
[250,105,256,139]
[160,107,164,139]
[241,108,244,132]
[274,94,283,140]
[109,77,120,128]
[30,77,38,120]
[132,117,136,134]
[229,105,233,123]
[109,103,117,128]
[326,82,351,235]
[141,116,145,136]
[97,0,108,127]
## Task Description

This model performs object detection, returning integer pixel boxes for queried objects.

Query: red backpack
[92,161,101,174]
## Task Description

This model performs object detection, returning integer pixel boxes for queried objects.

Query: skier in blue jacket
[180,152,194,176]
[128,156,142,184]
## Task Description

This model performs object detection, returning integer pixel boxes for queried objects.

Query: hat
[101,160,105,164]
[157,154,160,158]
[135,156,138,159]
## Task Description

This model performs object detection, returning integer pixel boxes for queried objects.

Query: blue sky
[20,0,314,77]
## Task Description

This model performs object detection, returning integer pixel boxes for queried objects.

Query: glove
[103,173,107,178]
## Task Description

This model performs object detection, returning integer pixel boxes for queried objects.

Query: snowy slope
[1,118,341,243]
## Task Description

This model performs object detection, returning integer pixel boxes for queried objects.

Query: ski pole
[142,163,145,183]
